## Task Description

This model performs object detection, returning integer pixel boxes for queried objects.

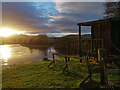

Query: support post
[53,54,56,67]
[48,54,55,67]
[62,57,68,73]
[86,56,91,80]
[100,60,105,85]
[79,25,82,57]
[99,54,105,85]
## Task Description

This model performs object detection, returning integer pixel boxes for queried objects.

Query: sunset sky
[2,2,106,37]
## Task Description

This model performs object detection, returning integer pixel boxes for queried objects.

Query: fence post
[103,59,109,88]
[86,50,92,80]
[48,53,55,67]
[99,58,105,85]
[98,49,100,62]
[53,54,56,67]
[62,57,68,73]
[68,57,70,61]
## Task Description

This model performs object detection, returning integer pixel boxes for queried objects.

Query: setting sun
[0,28,24,37]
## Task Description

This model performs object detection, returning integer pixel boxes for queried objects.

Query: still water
[0,44,60,67]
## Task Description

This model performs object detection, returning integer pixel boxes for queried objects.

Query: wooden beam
[55,59,88,71]
[48,60,54,67]
[79,25,81,40]
[79,25,82,57]
[107,69,120,74]
[52,52,86,60]
[99,61,105,85]
[79,74,91,86]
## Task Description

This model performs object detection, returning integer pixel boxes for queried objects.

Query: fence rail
[48,52,92,86]
[48,48,120,88]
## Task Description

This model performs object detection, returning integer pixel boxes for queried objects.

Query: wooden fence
[48,49,120,88]
[103,60,120,89]
[48,52,92,86]
[55,39,104,57]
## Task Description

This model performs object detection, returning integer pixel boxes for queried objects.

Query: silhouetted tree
[29,34,48,45]
[104,1,120,18]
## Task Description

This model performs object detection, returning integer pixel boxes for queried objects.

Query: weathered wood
[79,25,82,57]
[68,57,70,61]
[86,57,91,80]
[52,52,86,60]
[48,54,55,67]
[55,59,88,71]
[99,60,105,85]
[62,57,68,73]
[102,40,104,48]
[62,65,68,73]
[98,49,100,62]
[103,60,109,88]
[48,52,94,86]
[108,80,120,84]
[48,60,54,67]
[79,74,91,86]
[53,54,56,66]
[107,69,120,74]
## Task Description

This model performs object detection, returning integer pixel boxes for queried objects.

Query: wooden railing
[70,39,104,49]
[56,39,104,56]
[103,60,120,89]
[48,52,92,86]
[48,48,119,88]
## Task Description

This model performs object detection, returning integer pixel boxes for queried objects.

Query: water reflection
[0,45,11,65]
[0,44,60,67]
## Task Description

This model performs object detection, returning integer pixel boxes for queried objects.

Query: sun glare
[0,28,24,37]
[0,45,11,65]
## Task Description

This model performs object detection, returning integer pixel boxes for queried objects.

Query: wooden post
[98,49,100,62]
[62,57,68,73]
[68,41,71,55]
[99,51,105,85]
[79,25,82,57]
[68,57,70,61]
[98,49,106,84]
[103,59,109,88]
[86,56,91,80]
[53,54,55,66]
[96,49,99,63]
[102,39,104,48]
[48,54,55,67]
[100,60,105,85]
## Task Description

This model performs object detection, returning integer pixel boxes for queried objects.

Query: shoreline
[2,60,44,69]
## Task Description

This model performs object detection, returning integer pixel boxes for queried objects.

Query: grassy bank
[2,58,103,88]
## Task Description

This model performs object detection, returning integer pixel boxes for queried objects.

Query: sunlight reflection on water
[0,44,60,67]
[0,45,11,65]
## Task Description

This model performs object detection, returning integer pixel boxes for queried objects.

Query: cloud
[47,2,105,34]
[2,2,105,37]
[2,2,57,33]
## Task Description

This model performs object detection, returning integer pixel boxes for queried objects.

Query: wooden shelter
[77,17,120,56]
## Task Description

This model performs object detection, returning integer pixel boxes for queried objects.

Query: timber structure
[77,17,120,56]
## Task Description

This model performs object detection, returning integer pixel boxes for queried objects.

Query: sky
[2,2,106,37]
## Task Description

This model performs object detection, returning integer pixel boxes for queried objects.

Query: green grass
[2,58,103,88]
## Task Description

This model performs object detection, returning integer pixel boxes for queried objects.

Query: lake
[0,44,61,67]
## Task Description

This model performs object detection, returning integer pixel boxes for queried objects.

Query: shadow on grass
[49,66,84,80]
[79,80,100,88]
